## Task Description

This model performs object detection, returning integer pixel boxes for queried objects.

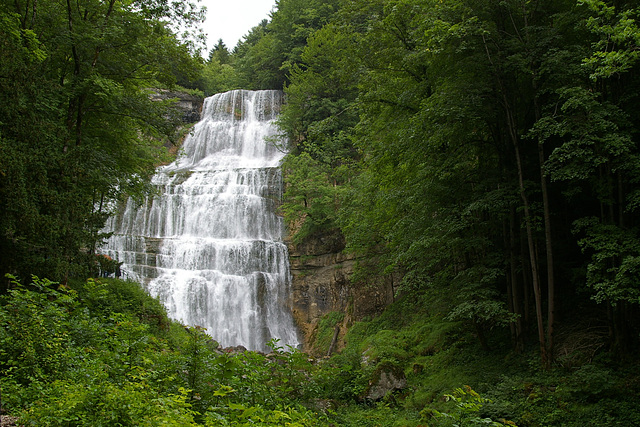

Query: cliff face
[151,89,203,123]
[287,231,396,354]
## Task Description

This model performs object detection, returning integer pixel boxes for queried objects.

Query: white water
[101,90,299,351]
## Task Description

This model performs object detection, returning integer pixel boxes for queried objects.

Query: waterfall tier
[101,90,299,351]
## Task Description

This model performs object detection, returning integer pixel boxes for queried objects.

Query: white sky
[201,0,277,52]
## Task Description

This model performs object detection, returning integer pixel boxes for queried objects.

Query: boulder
[364,367,407,401]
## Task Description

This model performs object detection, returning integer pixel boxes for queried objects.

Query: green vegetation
[4,277,634,425]
[217,0,640,424]
[320,293,640,426]
[272,0,640,368]
[0,276,329,426]
[2,0,640,425]
[312,311,345,355]
[0,0,205,283]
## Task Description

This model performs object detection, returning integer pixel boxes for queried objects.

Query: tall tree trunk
[521,235,532,329]
[532,60,556,367]
[509,209,525,352]
[501,71,547,366]
[514,138,548,368]
[505,220,518,347]
[538,141,555,368]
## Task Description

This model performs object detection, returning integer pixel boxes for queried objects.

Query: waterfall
[101,90,299,352]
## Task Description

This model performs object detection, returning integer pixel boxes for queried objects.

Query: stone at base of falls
[222,345,248,354]
[308,399,339,414]
[363,368,408,401]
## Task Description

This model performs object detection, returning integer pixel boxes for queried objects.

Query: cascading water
[101,89,299,352]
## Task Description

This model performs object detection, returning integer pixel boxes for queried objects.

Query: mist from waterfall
[101,90,299,352]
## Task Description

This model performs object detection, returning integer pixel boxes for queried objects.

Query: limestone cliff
[151,89,203,123]
[287,231,396,355]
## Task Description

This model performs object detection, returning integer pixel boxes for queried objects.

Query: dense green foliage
[4,277,636,426]
[265,0,640,368]
[323,292,640,426]
[0,0,205,284]
[204,0,640,424]
[0,276,329,426]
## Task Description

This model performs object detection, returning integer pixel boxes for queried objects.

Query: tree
[277,0,635,363]
[209,38,230,64]
[233,0,341,89]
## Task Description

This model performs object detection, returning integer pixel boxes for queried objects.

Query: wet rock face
[287,230,396,353]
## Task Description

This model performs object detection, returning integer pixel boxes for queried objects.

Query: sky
[201,0,277,52]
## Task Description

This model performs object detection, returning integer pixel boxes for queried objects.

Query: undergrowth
[2,277,638,426]
[308,291,640,426]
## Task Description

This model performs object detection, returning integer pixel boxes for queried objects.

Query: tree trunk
[482,31,548,369]
[474,318,491,352]
[326,324,341,357]
[521,235,532,329]
[514,139,548,368]
[505,219,518,348]
[532,62,555,367]
[509,208,525,352]
[538,140,555,369]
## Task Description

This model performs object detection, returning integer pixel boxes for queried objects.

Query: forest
[1,0,640,425]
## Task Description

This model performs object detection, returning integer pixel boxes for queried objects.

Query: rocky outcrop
[150,89,203,123]
[364,368,407,400]
[148,90,203,158]
[288,230,396,354]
